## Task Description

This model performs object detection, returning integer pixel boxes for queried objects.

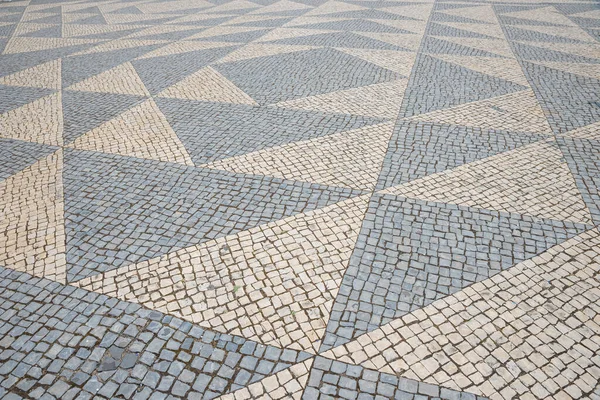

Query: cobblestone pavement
[0,0,599,398]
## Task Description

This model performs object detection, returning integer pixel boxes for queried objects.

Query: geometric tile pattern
[1,0,599,398]
[320,193,591,350]
[323,228,600,399]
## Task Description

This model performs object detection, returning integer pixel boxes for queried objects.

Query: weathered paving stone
[1,0,600,398]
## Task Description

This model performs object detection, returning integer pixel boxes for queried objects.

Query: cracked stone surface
[1,0,599,398]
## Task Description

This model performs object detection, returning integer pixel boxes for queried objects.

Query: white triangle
[136,41,237,60]
[439,4,498,24]
[502,6,577,26]
[431,54,529,86]
[516,40,600,60]
[563,121,600,140]
[3,37,100,54]
[75,195,370,353]
[70,39,168,57]
[382,140,593,224]
[250,0,313,15]
[206,122,395,191]
[367,18,428,35]
[0,150,67,284]
[305,1,368,16]
[515,24,595,43]
[256,27,337,42]
[285,15,354,27]
[382,4,434,21]
[431,36,515,58]
[436,21,505,39]
[217,359,313,399]
[337,48,417,76]
[407,90,553,134]
[66,62,150,96]
[357,31,423,51]
[62,24,151,38]
[68,99,194,166]
[216,43,319,64]
[0,59,61,90]
[0,92,63,146]
[12,22,57,37]
[530,60,600,80]
[157,66,257,105]
[570,9,600,19]
[205,0,260,14]
[185,25,266,40]
[136,0,213,14]
[275,79,408,119]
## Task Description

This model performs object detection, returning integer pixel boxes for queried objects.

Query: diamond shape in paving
[63,149,364,282]
[214,47,400,105]
[320,193,591,350]
[156,98,385,164]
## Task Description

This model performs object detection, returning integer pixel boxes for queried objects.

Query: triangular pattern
[520,61,600,134]
[135,41,237,60]
[68,98,194,165]
[275,79,408,119]
[1,0,599,397]
[63,149,363,282]
[407,89,553,134]
[0,149,66,284]
[62,90,145,144]
[75,195,369,353]
[0,92,63,146]
[529,60,600,80]
[435,21,506,39]
[336,48,417,76]
[501,5,578,26]
[65,62,150,96]
[217,359,313,399]
[216,43,319,63]
[514,24,596,43]
[157,66,258,105]
[250,0,313,15]
[430,53,529,86]
[3,37,100,54]
[356,31,423,51]
[401,54,528,118]
[206,122,394,190]
[322,229,600,398]
[563,121,600,140]
[306,1,367,16]
[430,36,515,58]
[383,139,593,224]
[319,192,590,350]
[515,40,600,61]
[439,4,498,24]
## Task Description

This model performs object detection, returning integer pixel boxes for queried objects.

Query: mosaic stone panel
[1,0,599,398]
